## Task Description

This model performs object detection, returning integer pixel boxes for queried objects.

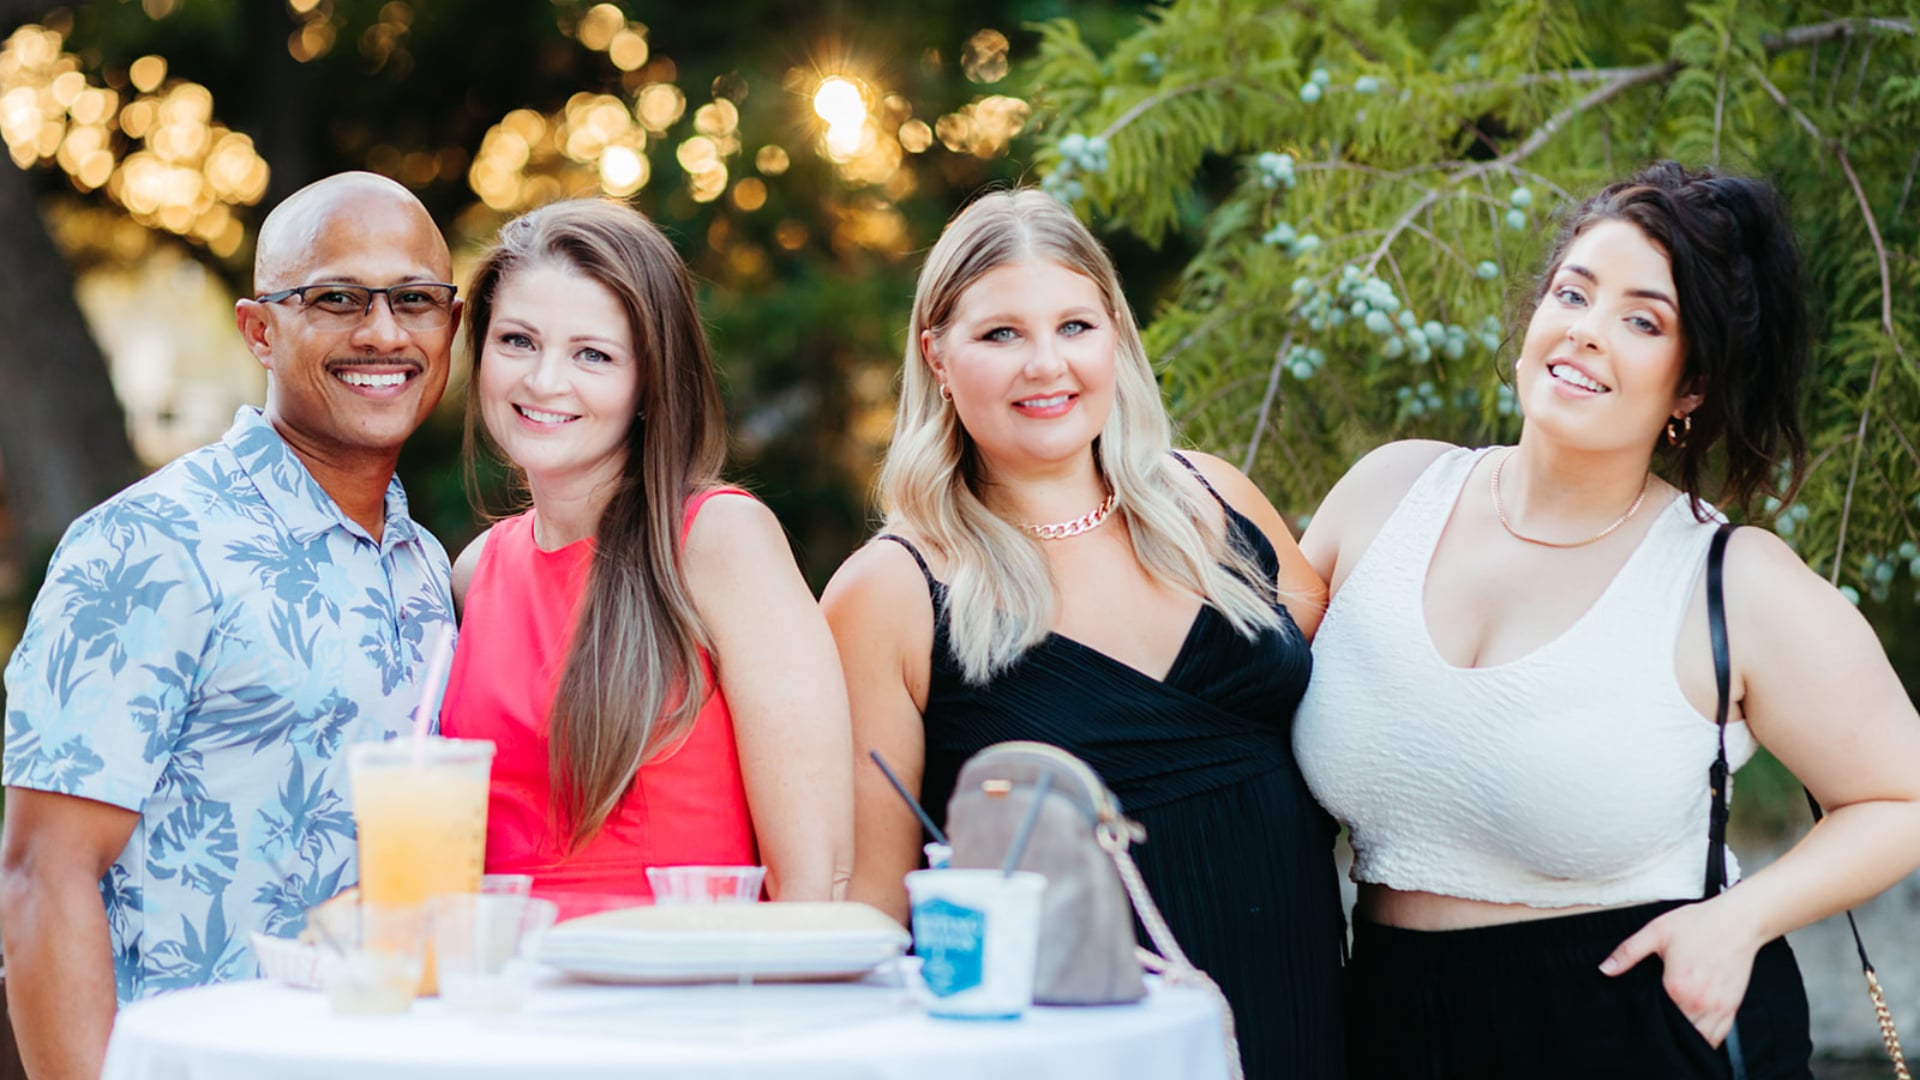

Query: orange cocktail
[348,737,493,993]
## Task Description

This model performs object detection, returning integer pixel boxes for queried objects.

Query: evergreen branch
[1750,67,1902,350]
[1365,62,1672,273]
[1832,356,1882,587]
[1883,407,1920,479]
[1096,78,1235,141]
[1242,331,1294,473]
[1445,17,1913,96]
[1894,149,1919,227]
[1750,65,1910,588]
[1771,17,1913,50]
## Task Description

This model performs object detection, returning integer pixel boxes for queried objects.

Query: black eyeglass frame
[254,282,461,325]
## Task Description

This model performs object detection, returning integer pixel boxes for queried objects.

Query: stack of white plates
[538,901,910,984]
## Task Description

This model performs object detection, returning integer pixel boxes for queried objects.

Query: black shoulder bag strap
[1703,523,1910,1080]
[1702,524,1748,1080]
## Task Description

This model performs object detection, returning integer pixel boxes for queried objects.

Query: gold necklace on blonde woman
[1021,492,1118,540]
[1490,448,1651,549]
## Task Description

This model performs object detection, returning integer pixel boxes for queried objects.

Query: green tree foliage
[1024,0,1920,607]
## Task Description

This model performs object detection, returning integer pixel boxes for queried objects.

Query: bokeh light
[962,29,1010,84]
[731,177,766,211]
[1,25,266,256]
[755,144,789,175]
[935,94,1029,158]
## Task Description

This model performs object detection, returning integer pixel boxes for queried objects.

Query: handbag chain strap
[1704,524,1909,1079]
[1096,818,1244,1080]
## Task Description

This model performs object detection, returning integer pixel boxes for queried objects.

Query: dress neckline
[1414,449,1688,673]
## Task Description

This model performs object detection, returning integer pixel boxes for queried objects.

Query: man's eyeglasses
[255,282,459,331]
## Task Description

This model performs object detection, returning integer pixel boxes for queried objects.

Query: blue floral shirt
[3,406,454,1002]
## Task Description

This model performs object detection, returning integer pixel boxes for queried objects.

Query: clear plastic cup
[644,865,766,904]
[309,901,428,1015]
[348,738,495,909]
[349,736,495,994]
[428,894,559,1014]
[905,869,1046,1020]
[480,873,534,897]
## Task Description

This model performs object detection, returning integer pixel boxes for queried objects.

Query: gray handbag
[945,741,1242,1076]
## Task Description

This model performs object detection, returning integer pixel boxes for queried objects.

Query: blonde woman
[823,190,1342,1079]
[440,200,852,909]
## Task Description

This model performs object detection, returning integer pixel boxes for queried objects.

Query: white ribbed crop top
[1293,446,1756,908]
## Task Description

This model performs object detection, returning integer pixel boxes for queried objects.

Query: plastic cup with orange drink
[348,736,494,995]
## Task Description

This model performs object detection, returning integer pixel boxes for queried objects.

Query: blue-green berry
[1310,67,1331,87]
[1477,260,1499,281]
[1300,82,1322,104]
[1509,187,1533,209]
[1353,75,1380,94]
[1262,223,1296,247]
[1506,208,1527,231]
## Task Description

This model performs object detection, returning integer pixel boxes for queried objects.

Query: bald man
[0,173,459,1079]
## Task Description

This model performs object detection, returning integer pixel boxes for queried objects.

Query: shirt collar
[220,405,421,551]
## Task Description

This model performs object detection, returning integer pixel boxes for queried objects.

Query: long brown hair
[463,199,727,849]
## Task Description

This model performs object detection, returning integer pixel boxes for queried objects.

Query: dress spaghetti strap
[876,534,938,594]
[1169,451,1226,508]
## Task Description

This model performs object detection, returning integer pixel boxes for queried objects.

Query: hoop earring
[939,383,953,403]
[1665,413,1692,448]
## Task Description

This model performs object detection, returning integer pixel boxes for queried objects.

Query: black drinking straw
[1001,771,1054,877]
[869,750,950,846]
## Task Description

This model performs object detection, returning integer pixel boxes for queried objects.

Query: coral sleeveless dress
[441,489,756,905]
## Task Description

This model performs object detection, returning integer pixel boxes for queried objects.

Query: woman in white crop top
[1293,162,1920,1080]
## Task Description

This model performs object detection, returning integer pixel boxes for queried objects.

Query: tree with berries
[1023,0,1920,624]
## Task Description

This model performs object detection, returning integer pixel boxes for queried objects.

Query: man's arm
[0,788,140,1080]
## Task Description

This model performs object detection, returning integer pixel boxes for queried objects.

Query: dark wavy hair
[1531,161,1809,518]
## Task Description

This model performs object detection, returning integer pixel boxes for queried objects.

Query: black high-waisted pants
[1346,901,1813,1080]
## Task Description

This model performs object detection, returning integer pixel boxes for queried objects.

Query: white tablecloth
[101,972,1230,1080]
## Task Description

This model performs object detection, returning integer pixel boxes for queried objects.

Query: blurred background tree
[0,0,1148,647]
[2,0,1916,718]
[1020,0,1920,713]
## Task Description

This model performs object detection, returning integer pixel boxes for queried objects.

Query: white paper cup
[905,869,1045,1020]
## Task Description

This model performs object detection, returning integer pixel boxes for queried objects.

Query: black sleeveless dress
[885,468,1346,1080]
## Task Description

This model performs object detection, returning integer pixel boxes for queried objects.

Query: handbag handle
[1096,819,1245,1080]
[1702,524,1910,1080]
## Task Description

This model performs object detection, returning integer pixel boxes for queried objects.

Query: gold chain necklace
[1490,448,1651,549]
[1021,492,1118,541]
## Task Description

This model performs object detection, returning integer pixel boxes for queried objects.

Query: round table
[101,973,1230,1080]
